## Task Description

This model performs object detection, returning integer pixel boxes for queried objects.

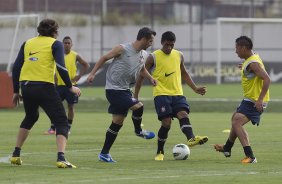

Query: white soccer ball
[172,143,190,160]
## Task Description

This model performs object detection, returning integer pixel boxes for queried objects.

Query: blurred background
[1,0,282,85]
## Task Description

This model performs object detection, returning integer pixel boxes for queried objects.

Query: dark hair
[63,36,72,42]
[235,36,253,50]
[37,19,59,37]
[161,31,176,43]
[136,27,156,40]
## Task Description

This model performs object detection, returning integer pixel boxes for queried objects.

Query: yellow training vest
[241,54,270,102]
[152,49,183,96]
[56,50,77,85]
[20,36,56,83]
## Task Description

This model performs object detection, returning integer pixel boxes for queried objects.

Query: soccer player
[214,36,270,164]
[44,36,90,135]
[135,31,208,161]
[11,19,81,168]
[87,27,157,162]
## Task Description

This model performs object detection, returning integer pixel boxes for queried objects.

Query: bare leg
[231,113,250,147]
[56,134,67,153]
[15,128,30,148]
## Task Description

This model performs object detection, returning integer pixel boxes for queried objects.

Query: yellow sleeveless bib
[152,49,183,96]
[241,54,270,102]
[56,50,77,85]
[20,36,56,83]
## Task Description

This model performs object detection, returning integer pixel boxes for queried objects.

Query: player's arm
[248,62,271,112]
[139,63,156,85]
[180,54,206,96]
[134,54,155,99]
[87,45,123,83]
[12,42,25,106]
[52,41,81,96]
[73,54,90,83]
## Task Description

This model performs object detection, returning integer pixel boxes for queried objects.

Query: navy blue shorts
[106,89,139,116]
[236,100,263,126]
[56,85,78,104]
[154,95,190,121]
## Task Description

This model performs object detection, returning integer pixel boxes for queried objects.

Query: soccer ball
[172,143,190,160]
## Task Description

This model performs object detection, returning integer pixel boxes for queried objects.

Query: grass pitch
[0,111,282,184]
[1,84,281,183]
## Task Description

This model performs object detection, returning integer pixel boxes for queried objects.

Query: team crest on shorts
[161,106,166,112]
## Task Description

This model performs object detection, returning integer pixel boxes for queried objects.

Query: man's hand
[87,74,95,83]
[254,99,264,112]
[12,93,22,107]
[69,86,81,97]
[150,78,157,86]
[194,86,207,96]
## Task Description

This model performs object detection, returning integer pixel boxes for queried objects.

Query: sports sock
[12,147,21,157]
[101,122,123,154]
[57,152,66,161]
[223,139,234,152]
[243,146,255,159]
[157,126,170,154]
[179,118,194,140]
[132,106,143,134]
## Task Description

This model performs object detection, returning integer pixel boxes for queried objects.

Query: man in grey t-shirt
[87,27,157,162]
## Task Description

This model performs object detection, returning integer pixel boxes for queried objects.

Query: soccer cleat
[56,160,77,168]
[154,153,164,161]
[136,130,155,139]
[187,135,208,147]
[214,144,231,157]
[241,157,257,164]
[10,157,22,165]
[98,153,116,163]
[43,128,56,135]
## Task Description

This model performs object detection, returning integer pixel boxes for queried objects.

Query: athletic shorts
[154,95,190,121]
[56,85,78,104]
[236,100,264,126]
[106,89,139,116]
[21,83,68,129]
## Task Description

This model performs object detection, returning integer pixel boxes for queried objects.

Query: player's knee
[177,111,188,119]
[231,120,243,128]
[231,114,246,127]
[132,105,143,119]
[20,113,39,130]
[56,124,69,139]
[161,118,172,129]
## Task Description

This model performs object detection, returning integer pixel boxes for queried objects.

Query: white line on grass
[2,160,282,184]
[0,155,10,163]
[0,146,147,156]
[3,159,282,178]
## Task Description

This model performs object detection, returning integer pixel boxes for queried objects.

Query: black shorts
[236,100,264,126]
[106,89,139,116]
[21,83,68,127]
[56,85,78,104]
[154,95,190,121]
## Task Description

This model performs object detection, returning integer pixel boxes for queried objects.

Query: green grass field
[0,84,282,183]
[81,83,282,100]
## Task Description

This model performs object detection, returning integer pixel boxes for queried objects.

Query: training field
[0,84,282,184]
